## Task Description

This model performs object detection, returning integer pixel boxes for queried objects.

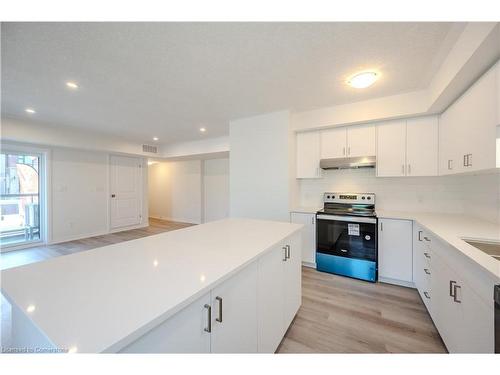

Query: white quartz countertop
[377,210,500,279]
[290,207,321,214]
[1,218,302,353]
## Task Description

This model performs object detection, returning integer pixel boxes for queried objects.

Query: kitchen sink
[463,239,500,260]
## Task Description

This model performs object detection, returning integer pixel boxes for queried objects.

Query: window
[0,151,43,248]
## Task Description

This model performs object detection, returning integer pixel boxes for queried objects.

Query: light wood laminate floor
[277,267,446,353]
[1,218,446,353]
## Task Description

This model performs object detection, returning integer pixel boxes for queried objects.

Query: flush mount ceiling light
[199,127,206,133]
[347,71,379,89]
[66,81,79,89]
[153,137,159,141]
[25,108,36,114]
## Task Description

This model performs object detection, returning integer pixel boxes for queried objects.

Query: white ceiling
[1,22,464,144]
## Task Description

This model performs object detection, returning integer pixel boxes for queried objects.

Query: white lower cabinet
[210,262,258,353]
[121,232,301,353]
[120,292,211,353]
[378,218,413,285]
[290,212,316,267]
[258,234,302,352]
[413,229,495,353]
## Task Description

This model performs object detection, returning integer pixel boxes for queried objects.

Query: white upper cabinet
[320,127,347,159]
[376,120,407,177]
[346,124,376,157]
[406,117,438,176]
[439,63,498,175]
[296,131,321,179]
[377,117,438,177]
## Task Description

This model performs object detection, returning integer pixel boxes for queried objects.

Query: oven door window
[317,218,376,261]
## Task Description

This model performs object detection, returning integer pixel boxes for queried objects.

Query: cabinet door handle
[424,236,430,242]
[204,304,212,333]
[286,244,291,259]
[463,154,467,167]
[448,159,453,170]
[408,164,411,175]
[347,146,350,156]
[453,284,461,303]
[423,291,430,299]
[424,268,430,275]
[380,222,383,231]
[215,296,223,323]
[311,216,315,225]
[343,147,346,156]
[418,230,423,241]
[449,280,457,297]
[424,252,431,259]
[467,154,472,167]
[401,164,405,175]
[282,246,287,261]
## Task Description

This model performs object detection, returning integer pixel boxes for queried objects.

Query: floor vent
[142,144,158,154]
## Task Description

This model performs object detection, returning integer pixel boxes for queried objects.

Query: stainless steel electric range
[316,192,378,282]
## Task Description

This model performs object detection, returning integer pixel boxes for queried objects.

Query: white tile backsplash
[299,168,500,223]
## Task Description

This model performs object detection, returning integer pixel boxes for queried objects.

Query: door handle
[401,164,405,175]
[408,164,411,175]
[418,230,423,241]
[453,284,461,303]
[423,291,430,299]
[467,154,472,167]
[282,246,287,261]
[449,280,457,297]
[286,244,291,259]
[215,296,222,323]
[204,304,211,333]
[463,154,467,167]
[111,194,116,198]
[343,147,346,156]
[448,159,453,170]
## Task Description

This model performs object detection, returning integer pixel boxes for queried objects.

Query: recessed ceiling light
[347,71,379,89]
[25,108,36,114]
[153,137,159,141]
[66,81,79,89]
[199,127,206,133]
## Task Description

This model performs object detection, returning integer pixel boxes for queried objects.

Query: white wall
[148,160,202,224]
[298,168,500,224]
[203,158,230,222]
[229,111,292,222]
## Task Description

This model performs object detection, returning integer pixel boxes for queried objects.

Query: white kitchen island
[1,219,303,353]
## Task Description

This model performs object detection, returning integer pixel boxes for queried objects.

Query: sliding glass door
[0,151,43,248]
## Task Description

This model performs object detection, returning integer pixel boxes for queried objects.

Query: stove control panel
[324,192,375,205]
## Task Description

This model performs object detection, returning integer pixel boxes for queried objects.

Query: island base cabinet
[120,292,211,353]
[284,232,302,328]
[210,262,258,353]
[258,232,302,353]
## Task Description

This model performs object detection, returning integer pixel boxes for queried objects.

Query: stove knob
[327,195,330,199]
[367,196,371,200]
[331,195,335,199]
[362,196,366,200]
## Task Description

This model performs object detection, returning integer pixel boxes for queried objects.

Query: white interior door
[110,155,142,229]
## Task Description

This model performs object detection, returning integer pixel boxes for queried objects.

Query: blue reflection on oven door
[316,252,377,282]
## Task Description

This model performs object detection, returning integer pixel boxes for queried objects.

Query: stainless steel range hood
[320,156,376,170]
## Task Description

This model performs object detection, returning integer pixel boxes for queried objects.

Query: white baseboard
[302,261,316,268]
[378,277,415,288]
